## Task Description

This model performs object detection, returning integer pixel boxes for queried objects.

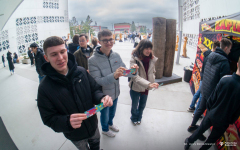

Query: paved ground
[0,41,217,150]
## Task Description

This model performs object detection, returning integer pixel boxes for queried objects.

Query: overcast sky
[68,0,178,30]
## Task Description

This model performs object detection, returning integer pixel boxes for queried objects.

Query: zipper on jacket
[107,57,117,99]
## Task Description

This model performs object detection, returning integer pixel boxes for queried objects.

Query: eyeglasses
[79,40,86,43]
[100,39,114,44]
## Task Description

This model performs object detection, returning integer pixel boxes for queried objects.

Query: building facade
[114,23,131,34]
[0,0,69,57]
[182,0,240,48]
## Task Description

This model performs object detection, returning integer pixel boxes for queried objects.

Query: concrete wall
[0,0,69,57]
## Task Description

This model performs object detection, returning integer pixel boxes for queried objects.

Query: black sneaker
[198,134,206,141]
[187,125,199,132]
[184,138,191,150]
[187,107,195,112]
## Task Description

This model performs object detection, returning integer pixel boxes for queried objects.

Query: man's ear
[44,54,49,62]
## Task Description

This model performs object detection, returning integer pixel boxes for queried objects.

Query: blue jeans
[190,81,202,112]
[13,58,17,63]
[3,62,5,67]
[100,98,118,132]
[130,89,148,122]
[39,75,45,83]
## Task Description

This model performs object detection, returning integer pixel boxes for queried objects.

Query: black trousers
[191,96,207,126]
[188,115,229,150]
[30,57,34,65]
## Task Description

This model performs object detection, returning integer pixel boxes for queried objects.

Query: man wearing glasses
[89,29,138,137]
[73,34,93,70]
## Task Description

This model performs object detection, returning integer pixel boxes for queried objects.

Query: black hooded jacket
[201,47,230,99]
[207,73,240,124]
[35,48,46,76]
[37,53,105,141]
[68,43,79,54]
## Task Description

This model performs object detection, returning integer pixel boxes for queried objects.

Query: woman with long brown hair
[129,39,159,125]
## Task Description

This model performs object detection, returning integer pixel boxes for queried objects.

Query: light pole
[176,0,183,64]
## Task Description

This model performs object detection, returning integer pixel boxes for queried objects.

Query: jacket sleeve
[220,61,230,79]
[86,69,106,105]
[88,58,119,86]
[37,87,74,133]
[130,57,150,89]
[119,54,136,78]
[206,80,222,111]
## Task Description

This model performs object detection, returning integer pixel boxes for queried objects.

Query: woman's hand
[131,64,139,74]
[148,83,159,89]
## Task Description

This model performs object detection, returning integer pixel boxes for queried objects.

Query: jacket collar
[215,47,228,59]
[95,46,112,57]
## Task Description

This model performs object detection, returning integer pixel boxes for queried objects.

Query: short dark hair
[72,34,79,44]
[220,38,232,50]
[92,37,98,46]
[213,40,220,49]
[132,39,153,60]
[43,36,65,54]
[98,29,112,40]
[30,42,39,48]
[79,34,88,41]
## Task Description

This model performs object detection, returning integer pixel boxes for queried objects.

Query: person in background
[129,39,159,125]
[6,51,15,75]
[37,36,113,150]
[187,41,220,119]
[2,54,5,67]
[92,37,99,50]
[73,34,93,71]
[134,35,140,48]
[13,52,18,63]
[28,47,34,66]
[64,39,69,52]
[89,29,139,138]
[30,43,46,83]
[68,34,80,54]
[185,57,240,150]
[187,38,232,139]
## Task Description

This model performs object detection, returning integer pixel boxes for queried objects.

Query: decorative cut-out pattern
[183,0,200,22]
[43,0,59,9]
[183,33,199,47]
[0,30,10,51]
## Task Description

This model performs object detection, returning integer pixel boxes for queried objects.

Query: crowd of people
[1,29,240,150]
[184,38,240,150]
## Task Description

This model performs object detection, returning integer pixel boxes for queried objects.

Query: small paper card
[84,103,104,118]
[152,83,164,91]
[123,68,136,75]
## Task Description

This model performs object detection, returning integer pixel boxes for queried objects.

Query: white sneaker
[102,131,116,137]
[109,125,119,132]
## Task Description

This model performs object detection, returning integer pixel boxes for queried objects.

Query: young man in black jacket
[185,57,240,150]
[30,43,46,82]
[37,36,113,150]
[187,38,232,134]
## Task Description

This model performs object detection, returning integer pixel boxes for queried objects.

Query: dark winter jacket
[200,49,212,80]
[28,50,33,59]
[35,48,46,76]
[201,48,230,99]
[207,73,240,124]
[2,55,4,62]
[69,43,79,54]
[73,45,93,70]
[6,52,14,70]
[37,53,105,141]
